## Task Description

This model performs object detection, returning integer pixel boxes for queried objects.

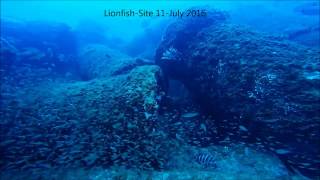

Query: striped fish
[194,152,217,168]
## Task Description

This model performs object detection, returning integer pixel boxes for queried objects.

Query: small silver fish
[275,149,291,155]
[181,112,199,118]
[239,125,248,132]
[200,123,207,132]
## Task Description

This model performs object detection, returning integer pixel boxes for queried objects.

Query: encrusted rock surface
[155,10,320,177]
[0,64,170,170]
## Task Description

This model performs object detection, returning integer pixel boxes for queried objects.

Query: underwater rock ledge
[1,65,171,170]
[155,9,320,178]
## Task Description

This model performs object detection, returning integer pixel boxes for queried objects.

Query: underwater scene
[0,0,319,179]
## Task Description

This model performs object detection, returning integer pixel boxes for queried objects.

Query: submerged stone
[155,9,320,178]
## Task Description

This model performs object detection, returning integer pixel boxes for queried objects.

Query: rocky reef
[1,62,168,170]
[78,44,154,80]
[0,9,319,179]
[155,9,320,178]
[0,18,170,171]
[1,144,296,180]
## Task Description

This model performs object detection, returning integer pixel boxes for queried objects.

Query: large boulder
[77,44,153,80]
[0,65,172,170]
[0,19,80,83]
[155,10,320,177]
[1,18,77,56]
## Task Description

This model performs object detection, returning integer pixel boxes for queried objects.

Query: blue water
[0,1,319,179]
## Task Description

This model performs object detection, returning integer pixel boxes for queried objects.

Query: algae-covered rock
[78,44,154,80]
[0,144,303,180]
[155,10,320,177]
[0,19,169,172]
[1,18,76,56]
[0,65,172,171]
[77,44,134,79]
[0,19,81,86]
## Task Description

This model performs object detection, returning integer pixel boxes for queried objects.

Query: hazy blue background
[2,1,319,46]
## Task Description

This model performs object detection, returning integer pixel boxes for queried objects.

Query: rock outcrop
[78,44,154,80]
[1,64,170,170]
[155,10,320,177]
